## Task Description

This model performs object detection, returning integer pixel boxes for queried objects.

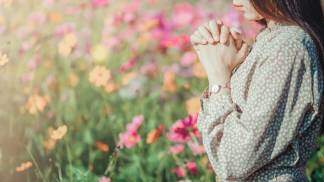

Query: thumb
[236,43,251,64]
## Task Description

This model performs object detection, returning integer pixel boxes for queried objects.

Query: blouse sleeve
[197,39,313,181]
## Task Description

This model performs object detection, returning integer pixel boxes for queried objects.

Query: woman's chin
[243,13,260,21]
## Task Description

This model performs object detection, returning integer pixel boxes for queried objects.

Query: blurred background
[0,0,323,181]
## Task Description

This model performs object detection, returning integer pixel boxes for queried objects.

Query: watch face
[211,85,221,93]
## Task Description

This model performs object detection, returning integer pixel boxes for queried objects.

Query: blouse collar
[255,21,299,42]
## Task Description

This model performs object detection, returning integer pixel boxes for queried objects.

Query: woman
[190,0,324,181]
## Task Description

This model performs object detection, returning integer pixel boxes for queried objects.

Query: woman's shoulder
[255,25,318,61]
[269,25,317,53]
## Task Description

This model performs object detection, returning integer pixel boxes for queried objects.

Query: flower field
[0,0,323,181]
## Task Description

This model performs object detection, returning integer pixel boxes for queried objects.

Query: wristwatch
[209,81,231,94]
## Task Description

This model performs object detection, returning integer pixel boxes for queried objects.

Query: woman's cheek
[244,11,263,21]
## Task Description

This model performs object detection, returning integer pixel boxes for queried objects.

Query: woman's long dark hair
[250,0,324,135]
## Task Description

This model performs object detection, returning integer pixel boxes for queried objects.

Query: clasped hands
[190,20,251,86]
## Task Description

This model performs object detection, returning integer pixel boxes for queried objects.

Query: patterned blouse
[197,22,324,182]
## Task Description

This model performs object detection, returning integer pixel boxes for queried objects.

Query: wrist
[208,81,231,94]
[208,71,231,86]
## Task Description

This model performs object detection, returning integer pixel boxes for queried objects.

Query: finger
[190,33,203,45]
[220,25,230,44]
[235,38,243,50]
[198,24,214,44]
[229,27,242,40]
[228,35,235,47]
[193,31,208,45]
[216,19,223,25]
[236,43,251,64]
[208,20,220,42]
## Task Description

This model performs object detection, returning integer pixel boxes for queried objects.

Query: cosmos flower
[171,166,186,177]
[50,125,68,140]
[25,94,50,115]
[117,115,144,149]
[146,124,164,144]
[168,144,184,155]
[185,161,198,175]
[16,161,33,172]
[89,65,111,87]
[167,113,200,143]
[0,52,9,66]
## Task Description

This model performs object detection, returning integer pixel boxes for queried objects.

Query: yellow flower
[25,94,50,115]
[104,81,118,93]
[0,0,13,7]
[0,15,5,26]
[162,70,177,93]
[185,96,200,115]
[58,33,77,57]
[43,137,56,151]
[91,44,109,63]
[0,52,9,66]
[89,65,111,87]
[137,32,151,47]
[48,11,62,23]
[16,161,33,173]
[50,125,68,140]
[68,72,79,87]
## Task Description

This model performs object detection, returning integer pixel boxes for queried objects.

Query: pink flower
[119,56,138,73]
[91,0,110,8]
[180,51,197,67]
[54,23,76,37]
[28,11,46,26]
[167,113,200,143]
[98,176,111,182]
[160,34,190,50]
[140,61,158,77]
[169,144,184,154]
[185,161,198,175]
[171,166,186,177]
[172,2,195,28]
[126,115,144,132]
[118,130,141,149]
[187,140,205,155]
[117,115,144,149]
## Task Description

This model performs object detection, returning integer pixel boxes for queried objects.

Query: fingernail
[232,27,242,34]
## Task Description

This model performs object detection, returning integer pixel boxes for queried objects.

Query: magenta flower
[118,130,141,149]
[167,113,200,143]
[171,166,186,177]
[117,115,144,149]
[119,56,138,73]
[169,144,184,154]
[185,161,198,175]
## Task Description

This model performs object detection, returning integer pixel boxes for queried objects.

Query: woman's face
[232,0,264,20]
